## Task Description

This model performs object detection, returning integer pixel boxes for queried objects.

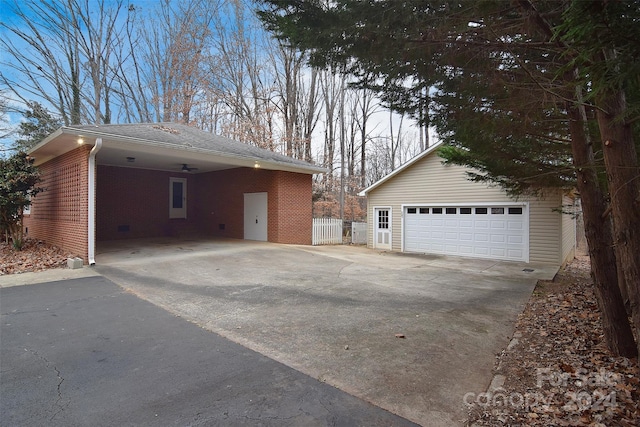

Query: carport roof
[29,123,326,175]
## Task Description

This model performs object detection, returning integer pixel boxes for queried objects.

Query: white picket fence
[351,222,367,244]
[312,218,343,245]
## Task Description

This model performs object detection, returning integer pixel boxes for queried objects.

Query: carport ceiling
[96,143,238,174]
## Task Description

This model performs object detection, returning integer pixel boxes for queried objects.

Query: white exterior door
[374,207,392,250]
[169,177,187,219]
[244,192,268,241]
[403,205,527,261]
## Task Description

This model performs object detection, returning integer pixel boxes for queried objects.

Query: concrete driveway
[95,238,558,426]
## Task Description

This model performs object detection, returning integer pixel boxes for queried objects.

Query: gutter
[87,138,102,265]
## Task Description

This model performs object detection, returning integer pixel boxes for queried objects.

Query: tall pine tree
[257,0,640,356]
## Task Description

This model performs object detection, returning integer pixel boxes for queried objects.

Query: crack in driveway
[26,348,69,422]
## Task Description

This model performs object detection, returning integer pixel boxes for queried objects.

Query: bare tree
[1,0,84,124]
[0,93,15,144]
[109,4,152,123]
[298,67,321,162]
[354,86,379,188]
[388,110,405,171]
[139,0,216,124]
[319,69,345,178]
[206,0,275,148]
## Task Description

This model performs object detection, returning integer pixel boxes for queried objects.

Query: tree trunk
[596,88,640,356]
[567,102,636,357]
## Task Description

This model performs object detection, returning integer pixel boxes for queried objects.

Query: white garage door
[403,205,527,261]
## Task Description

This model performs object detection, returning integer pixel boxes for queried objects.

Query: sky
[0,0,430,167]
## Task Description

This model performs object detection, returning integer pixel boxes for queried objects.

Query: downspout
[88,138,102,265]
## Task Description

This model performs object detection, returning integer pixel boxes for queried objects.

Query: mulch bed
[0,238,73,275]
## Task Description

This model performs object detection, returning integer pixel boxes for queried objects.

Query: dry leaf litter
[1,238,73,275]
[466,254,639,426]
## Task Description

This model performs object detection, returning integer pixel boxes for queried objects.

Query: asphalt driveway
[93,238,558,426]
[1,276,416,426]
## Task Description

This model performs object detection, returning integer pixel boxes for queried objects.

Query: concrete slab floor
[93,238,558,427]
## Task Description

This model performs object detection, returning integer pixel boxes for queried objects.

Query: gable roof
[359,142,444,196]
[29,122,326,175]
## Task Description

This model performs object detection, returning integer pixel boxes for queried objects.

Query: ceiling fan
[181,163,198,172]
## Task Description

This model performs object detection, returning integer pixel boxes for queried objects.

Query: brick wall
[270,171,313,244]
[25,160,314,253]
[196,168,275,239]
[196,168,312,244]
[97,166,199,240]
[23,145,91,261]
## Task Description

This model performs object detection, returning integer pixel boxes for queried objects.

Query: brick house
[24,123,325,264]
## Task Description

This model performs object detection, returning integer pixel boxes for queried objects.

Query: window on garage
[419,208,429,214]
[475,207,487,214]
[460,208,472,214]
[407,208,417,214]
[491,207,505,214]
[508,207,523,214]
[446,208,457,214]
[432,208,443,214]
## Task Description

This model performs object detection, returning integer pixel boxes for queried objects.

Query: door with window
[169,177,187,219]
[374,207,391,250]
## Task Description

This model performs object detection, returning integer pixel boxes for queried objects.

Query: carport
[25,123,325,264]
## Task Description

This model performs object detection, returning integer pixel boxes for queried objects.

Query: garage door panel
[490,247,506,256]
[474,247,490,256]
[459,233,473,241]
[490,220,506,229]
[404,205,527,262]
[475,233,489,242]
[508,249,524,258]
[459,246,473,255]
[491,234,506,243]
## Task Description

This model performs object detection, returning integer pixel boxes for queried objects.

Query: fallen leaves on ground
[466,254,639,426]
[0,238,73,275]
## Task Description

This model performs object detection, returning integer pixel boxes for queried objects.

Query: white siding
[366,151,566,265]
[561,195,577,265]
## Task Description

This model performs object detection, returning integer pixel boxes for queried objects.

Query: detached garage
[360,143,576,266]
